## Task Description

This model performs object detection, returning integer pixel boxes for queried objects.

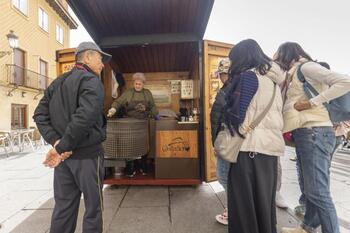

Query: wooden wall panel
[189,52,200,110]
[203,40,233,182]
[121,72,190,114]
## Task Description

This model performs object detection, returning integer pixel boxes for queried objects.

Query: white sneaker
[281,227,307,233]
[215,209,228,225]
[276,191,288,209]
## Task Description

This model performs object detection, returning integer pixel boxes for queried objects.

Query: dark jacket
[210,82,230,146]
[33,64,106,159]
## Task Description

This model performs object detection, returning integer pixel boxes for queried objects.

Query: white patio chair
[0,134,11,156]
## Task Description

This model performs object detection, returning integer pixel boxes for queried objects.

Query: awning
[68,0,214,47]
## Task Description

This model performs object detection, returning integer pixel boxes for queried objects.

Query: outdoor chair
[0,133,12,156]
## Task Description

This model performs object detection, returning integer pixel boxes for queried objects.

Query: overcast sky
[69,0,350,73]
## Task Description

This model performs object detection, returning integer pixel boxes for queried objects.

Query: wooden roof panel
[68,0,214,42]
[106,42,197,73]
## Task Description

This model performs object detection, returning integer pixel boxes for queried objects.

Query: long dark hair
[274,42,313,71]
[228,39,272,76]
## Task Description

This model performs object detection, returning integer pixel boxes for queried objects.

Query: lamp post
[5,31,19,97]
[0,30,19,59]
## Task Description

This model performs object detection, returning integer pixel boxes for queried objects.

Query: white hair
[132,72,146,82]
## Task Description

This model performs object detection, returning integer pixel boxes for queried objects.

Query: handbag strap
[297,62,320,98]
[248,83,277,130]
[297,62,329,109]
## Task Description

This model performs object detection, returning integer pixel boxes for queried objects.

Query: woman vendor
[107,72,158,177]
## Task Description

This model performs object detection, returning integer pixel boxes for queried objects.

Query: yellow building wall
[0,0,71,130]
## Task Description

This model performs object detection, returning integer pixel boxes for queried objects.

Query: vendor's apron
[125,91,150,119]
[124,91,151,161]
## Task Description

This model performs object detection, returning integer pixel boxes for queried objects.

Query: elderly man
[33,42,111,233]
[107,73,157,177]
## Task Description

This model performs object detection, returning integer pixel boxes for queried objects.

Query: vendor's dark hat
[75,42,112,63]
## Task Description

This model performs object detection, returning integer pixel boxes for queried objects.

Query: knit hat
[132,72,146,82]
[216,58,230,75]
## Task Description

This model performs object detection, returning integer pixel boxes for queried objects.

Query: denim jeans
[216,156,230,191]
[293,127,339,233]
[296,134,342,207]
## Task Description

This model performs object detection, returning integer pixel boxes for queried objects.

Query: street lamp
[7,30,19,49]
[0,30,19,59]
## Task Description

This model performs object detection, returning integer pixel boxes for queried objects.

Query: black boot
[125,160,136,178]
[139,155,148,176]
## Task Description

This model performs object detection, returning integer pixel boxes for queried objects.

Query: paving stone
[9,209,51,233]
[276,208,300,232]
[169,183,212,192]
[215,190,227,208]
[0,190,47,223]
[76,187,127,232]
[169,185,226,233]
[121,186,169,208]
[108,207,171,233]
[24,191,54,210]
[12,188,126,233]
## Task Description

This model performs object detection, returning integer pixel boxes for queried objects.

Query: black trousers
[50,156,104,233]
[227,152,277,233]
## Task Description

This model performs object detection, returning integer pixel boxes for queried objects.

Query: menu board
[60,62,75,74]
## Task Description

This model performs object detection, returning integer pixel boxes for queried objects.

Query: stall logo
[162,137,190,152]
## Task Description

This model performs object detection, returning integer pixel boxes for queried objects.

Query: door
[202,40,233,182]
[11,104,27,129]
[39,59,48,90]
[13,48,25,86]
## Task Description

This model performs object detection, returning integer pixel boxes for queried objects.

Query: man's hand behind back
[43,148,62,168]
[43,148,72,168]
[43,140,73,168]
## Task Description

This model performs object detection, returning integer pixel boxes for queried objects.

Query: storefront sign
[156,130,198,158]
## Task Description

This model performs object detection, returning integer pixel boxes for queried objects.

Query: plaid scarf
[224,71,259,137]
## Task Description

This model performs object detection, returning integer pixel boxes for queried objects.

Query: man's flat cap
[75,41,112,63]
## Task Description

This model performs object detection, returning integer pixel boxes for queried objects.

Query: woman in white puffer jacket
[224,39,285,233]
[275,42,350,233]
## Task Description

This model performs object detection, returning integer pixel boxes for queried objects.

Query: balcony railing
[6,64,54,91]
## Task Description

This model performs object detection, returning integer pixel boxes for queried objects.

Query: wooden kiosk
[57,0,233,185]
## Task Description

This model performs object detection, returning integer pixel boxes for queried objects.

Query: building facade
[0,0,77,130]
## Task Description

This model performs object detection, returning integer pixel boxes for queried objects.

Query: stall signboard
[156,130,198,158]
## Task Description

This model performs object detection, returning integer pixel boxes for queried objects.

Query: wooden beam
[99,33,200,48]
